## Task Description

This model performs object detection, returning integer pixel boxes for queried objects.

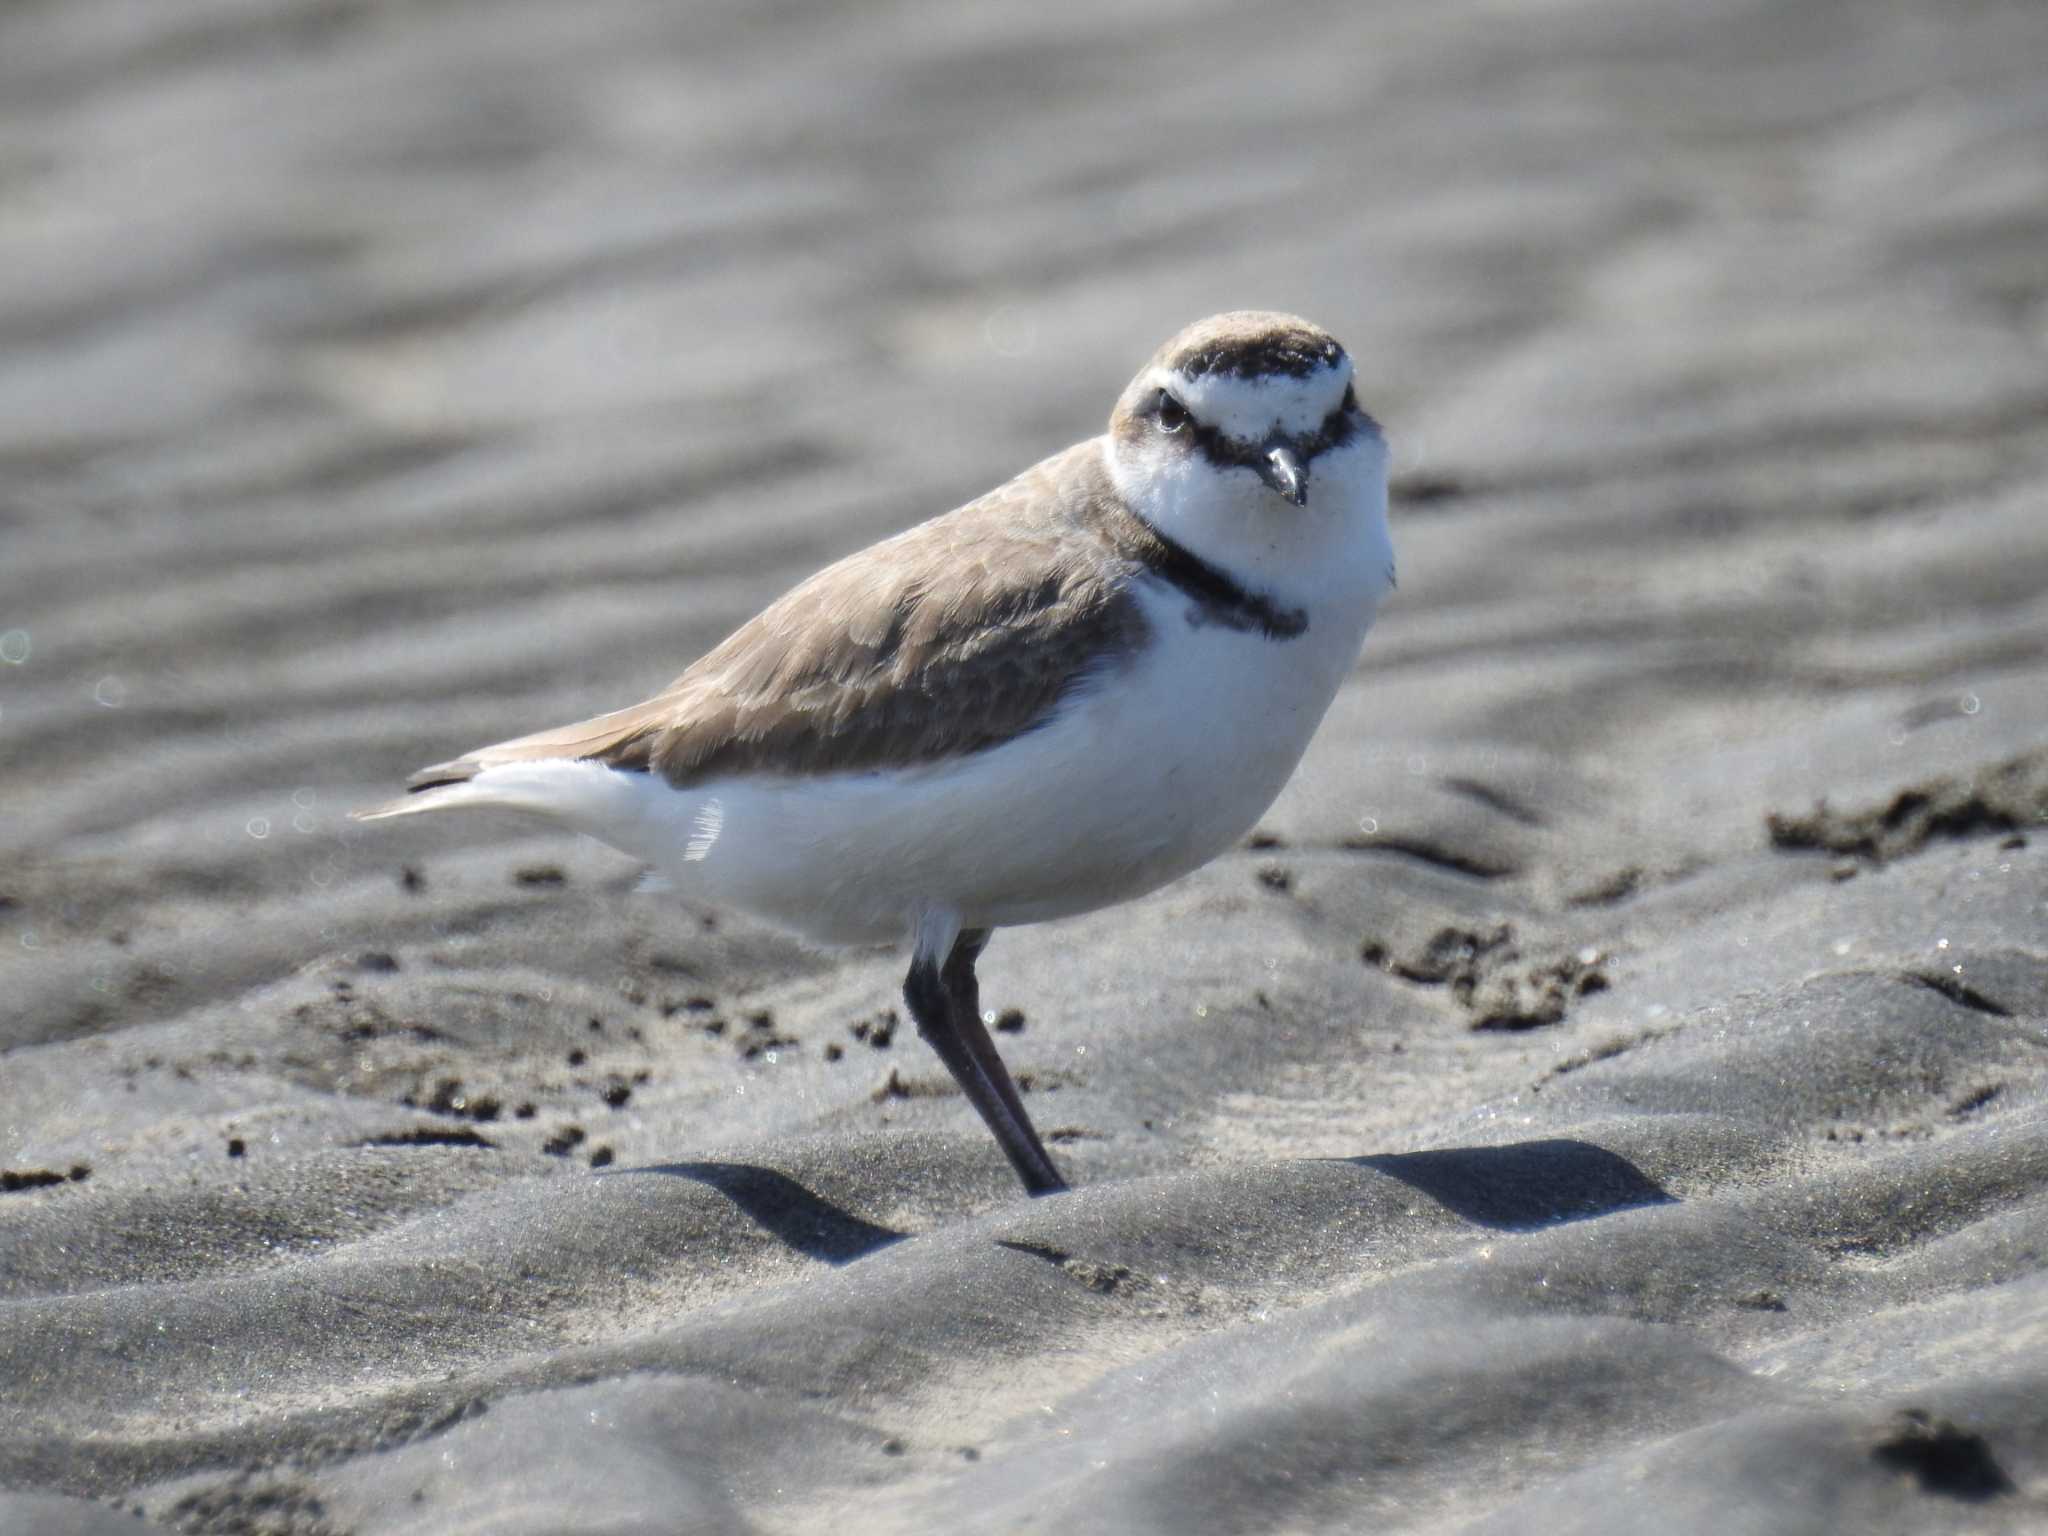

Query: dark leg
[903,929,1067,1196]
[940,931,1061,1187]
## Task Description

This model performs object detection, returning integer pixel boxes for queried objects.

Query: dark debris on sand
[1768,751,2047,864]
[2,1166,91,1193]
[361,1126,498,1150]
[8,0,2048,1530]
[1363,923,1609,1030]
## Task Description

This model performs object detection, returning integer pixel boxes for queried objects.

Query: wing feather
[397,443,1151,796]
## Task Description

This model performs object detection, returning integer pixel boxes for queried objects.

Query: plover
[355,311,1395,1195]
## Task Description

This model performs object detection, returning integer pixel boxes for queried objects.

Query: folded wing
[367,445,1152,815]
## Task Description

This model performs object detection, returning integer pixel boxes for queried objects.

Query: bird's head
[1108,311,1381,512]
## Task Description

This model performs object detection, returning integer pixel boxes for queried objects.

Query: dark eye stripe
[1177,395,1371,473]
[1127,383,1379,474]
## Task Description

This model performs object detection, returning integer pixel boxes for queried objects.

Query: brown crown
[1152,311,1344,381]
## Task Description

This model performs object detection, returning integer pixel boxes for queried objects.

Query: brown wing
[406,443,1152,793]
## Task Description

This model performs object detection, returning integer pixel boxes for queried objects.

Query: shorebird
[355,311,1395,1195]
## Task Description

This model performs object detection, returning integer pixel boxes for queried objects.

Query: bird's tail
[349,759,642,827]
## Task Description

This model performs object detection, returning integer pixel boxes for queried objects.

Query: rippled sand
[4,1,2047,1530]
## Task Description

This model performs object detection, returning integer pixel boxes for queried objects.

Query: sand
[4,0,2047,1530]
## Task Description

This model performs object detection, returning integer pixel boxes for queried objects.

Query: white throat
[1102,428,1393,614]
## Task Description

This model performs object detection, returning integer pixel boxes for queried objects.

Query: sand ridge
[4,0,2048,1529]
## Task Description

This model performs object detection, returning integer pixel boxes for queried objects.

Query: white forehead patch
[1156,358,1353,443]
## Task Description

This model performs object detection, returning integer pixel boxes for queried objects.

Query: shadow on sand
[630,1161,909,1265]
[622,1139,1667,1262]
[1351,1138,1674,1230]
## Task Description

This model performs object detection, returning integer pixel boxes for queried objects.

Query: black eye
[1155,392,1189,433]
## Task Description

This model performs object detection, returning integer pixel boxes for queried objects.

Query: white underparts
[912,906,963,968]
[685,797,724,862]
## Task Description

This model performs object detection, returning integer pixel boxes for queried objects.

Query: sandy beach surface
[5,0,2048,1530]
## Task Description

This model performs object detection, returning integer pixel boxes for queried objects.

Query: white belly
[598,572,1384,944]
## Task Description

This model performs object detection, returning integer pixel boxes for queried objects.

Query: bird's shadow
[618,1139,1668,1263]
[1349,1138,1674,1231]
[629,1160,908,1265]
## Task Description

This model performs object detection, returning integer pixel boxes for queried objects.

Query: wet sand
[4,0,2048,1529]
